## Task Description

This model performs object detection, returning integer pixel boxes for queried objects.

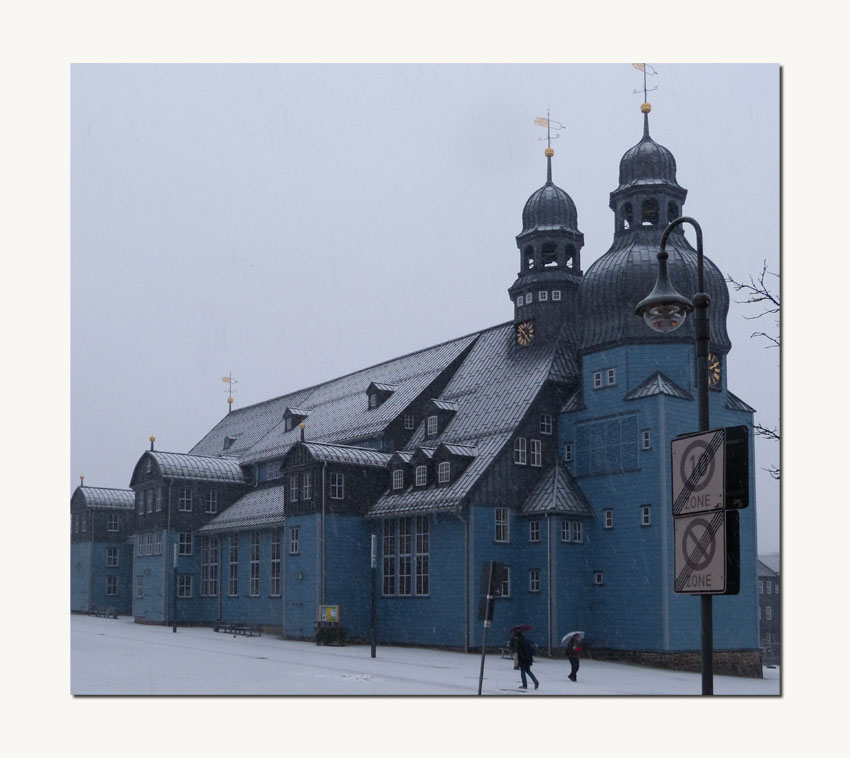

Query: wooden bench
[213,622,262,637]
[90,608,118,619]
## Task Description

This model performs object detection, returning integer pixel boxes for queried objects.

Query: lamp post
[635,216,714,695]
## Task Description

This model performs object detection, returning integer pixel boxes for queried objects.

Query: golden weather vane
[534,109,565,149]
[222,372,238,413]
[632,63,659,103]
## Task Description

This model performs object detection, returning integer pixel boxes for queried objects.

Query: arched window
[565,244,577,265]
[668,202,679,223]
[541,242,557,268]
[641,198,659,227]
[623,203,634,231]
[523,246,535,271]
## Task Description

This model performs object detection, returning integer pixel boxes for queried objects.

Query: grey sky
[70,63,779,552]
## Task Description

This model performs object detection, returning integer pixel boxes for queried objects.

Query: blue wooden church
[71,103,762,675]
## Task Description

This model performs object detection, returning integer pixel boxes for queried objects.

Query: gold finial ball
[227,397,233,404]
[149,435,155,443]
[641,102,652,114]
[300,422,305,429]
[544,147,554,157]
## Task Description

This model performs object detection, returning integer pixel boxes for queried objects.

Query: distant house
[757,555,781,665]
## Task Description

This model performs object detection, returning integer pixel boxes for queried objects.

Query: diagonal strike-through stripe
[672,431,724,515]
[675,512,724,591]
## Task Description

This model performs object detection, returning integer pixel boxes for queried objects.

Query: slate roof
[625,371,692,401]
[560,390,584,413]
[75,487,135,510]
[758,555,780,575]
[369,322,578,517]
[145,451,246,484]
[297,442,393,469]
[199,486,286,533]
[727,391,756,413]
[520,462,594,517]
[189,332,479,463]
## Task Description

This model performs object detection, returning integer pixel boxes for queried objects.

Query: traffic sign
[671,429,726,516]
[674,511,728,594]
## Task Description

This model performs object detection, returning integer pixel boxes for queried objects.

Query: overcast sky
[70,63,779,552]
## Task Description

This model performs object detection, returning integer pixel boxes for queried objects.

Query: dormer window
[284,408,310,432]
[366,382,397,410]
[438,461,451,483]
[552,290,561,301]
[369,394,378,409]
[524,293,533,305]
[415,465,427,486]
[393,469,404,490]
[539,290,548,301]
[404,413,415,430]
[427,415,438,436]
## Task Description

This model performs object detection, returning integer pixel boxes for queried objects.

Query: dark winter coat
[511,633,534,667]
[565,635,581,662]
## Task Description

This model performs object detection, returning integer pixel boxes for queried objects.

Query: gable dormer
[423,398,458,438]
[283,407,310,432]
[409,447,437,488]
[366,382,397,410]
[432,442,477,486]
[388,450,413,492]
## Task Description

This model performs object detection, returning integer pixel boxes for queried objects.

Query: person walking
[509,629,539,690]
[565,633,581,682]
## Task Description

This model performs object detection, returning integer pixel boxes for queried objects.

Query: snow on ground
[71,614,779,696]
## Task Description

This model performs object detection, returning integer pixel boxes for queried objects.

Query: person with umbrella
[509,625,539,690]
[561,631,584,682]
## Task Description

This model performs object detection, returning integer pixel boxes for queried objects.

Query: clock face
[516,321,534,347]
[708,352,722,387]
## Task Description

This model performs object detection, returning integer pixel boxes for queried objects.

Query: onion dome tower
[579,102,731,357]
[509,146,584,347]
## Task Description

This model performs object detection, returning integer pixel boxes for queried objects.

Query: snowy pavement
[71,614,779,696]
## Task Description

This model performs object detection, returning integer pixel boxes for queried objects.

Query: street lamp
[635,215,715,695]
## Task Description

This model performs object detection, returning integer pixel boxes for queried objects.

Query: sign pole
[477,561,495,696]
[370,533,377,659]
[172,542,178,633]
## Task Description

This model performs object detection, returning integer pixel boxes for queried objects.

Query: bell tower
[509,144,584,347]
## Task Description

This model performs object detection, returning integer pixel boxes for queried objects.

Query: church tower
[509,146,584,347]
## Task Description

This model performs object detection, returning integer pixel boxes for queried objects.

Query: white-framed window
[642,429,652,450]
[382,520,396,596]
[178,488,193,512]
[266,461,280,480]
[500,566,511,597]
[329,472,344,499]
[641,505,651,526]
[177,574,193,598]
[593,371,603,389]
[564,442,573,462]
[514,437,527,465]
[529,519,540,542]
[369,393,378,409]
[538,290,548,301]
[607,368,616,386]
[404,413,414,430]
[289,526,299,555]
[303,471,312,500]
[393,469,405,490]
[758,580,764,594]
[438,461,451,483]
[106,575,118,596]
[81,513,87,532]
[765,606,773,622]
[594,571,604,585]
[415,516,430,596]
[155,487,163,512]
[229,535,238,596]
[415,465,427,487]
[249,531,260,597]
[108,513,119,532]
[145,533,153,555]
[604,509,614,528]
[205,489,217,514]
[516,296,523,307]
[136,575,143,598]
[540,414,553,435]
[270,529,281,597]
[561,519,571,542]
[178,532,192,555]
[573,521,583,543]
[398,518,412,596]
[137,491,144,514]
[495,507,509,543]
[154,531,162,555]
[106,547,119,567]
[524,293,533,305]
[201,536,219,597]
[427,415,438,436]
[146,488,153,514]
[529,569,540,593]
[552,290,562,301]
[766,581,772,594]
[530,438,542,467]
[135,534,142,556]
[289,474,299,502]
[774,583,779,595]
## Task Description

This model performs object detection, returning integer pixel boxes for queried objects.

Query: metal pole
[477,561,494,696]
[371,533,377,658]
[662,216,713,695]
[172,542,178,633]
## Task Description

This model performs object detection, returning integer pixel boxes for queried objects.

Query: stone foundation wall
[586,647,763,678]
